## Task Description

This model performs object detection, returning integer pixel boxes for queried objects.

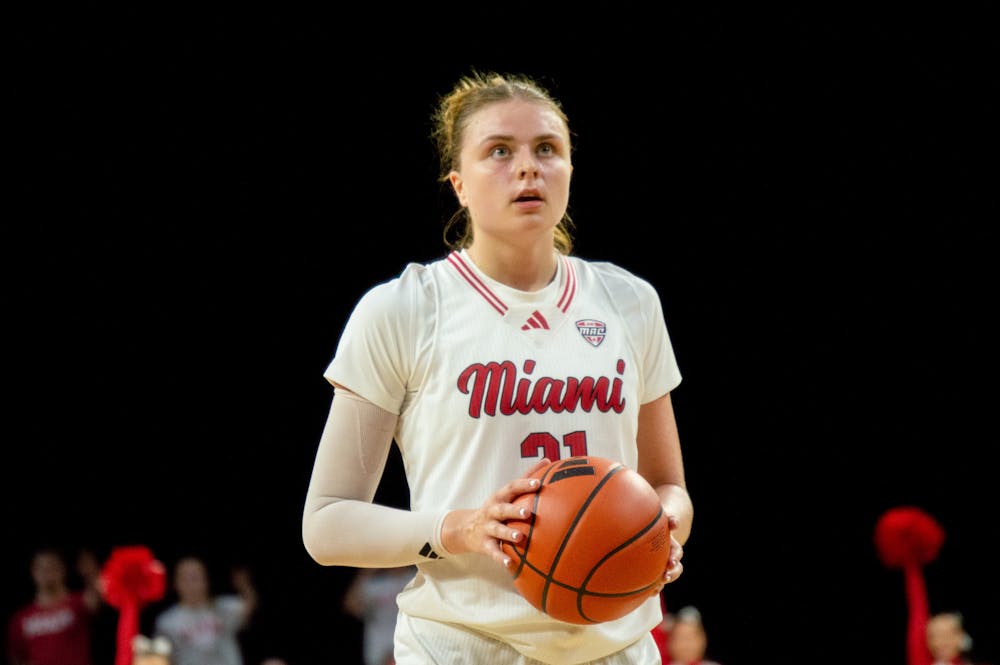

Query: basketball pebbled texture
[502,455,670,624]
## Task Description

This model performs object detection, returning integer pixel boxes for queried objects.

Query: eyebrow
[479,133,564,146]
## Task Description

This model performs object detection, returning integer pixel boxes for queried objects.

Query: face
[449,98,572,248]
[174,557,209,603]
[926,614,964,660]
[31,551,67,591]
[668,621,707,663]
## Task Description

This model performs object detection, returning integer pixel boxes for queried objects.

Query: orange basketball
[502,455,670,624]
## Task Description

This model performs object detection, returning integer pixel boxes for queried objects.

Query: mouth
[514,190,543,203]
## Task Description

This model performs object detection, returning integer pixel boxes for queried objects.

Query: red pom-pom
[100,545,167,609]
[874,506,945,569]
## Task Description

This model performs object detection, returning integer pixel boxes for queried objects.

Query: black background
[5,6,998,665]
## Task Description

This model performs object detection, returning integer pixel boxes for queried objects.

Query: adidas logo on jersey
[419,542,443,559]
[521,310,550,330]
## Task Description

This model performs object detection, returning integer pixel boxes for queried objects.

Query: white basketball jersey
[325,249,682,664]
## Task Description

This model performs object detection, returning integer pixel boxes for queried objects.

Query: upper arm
[305,389,398,506]
[636,392,685,490]
[636,392,694,544]
[324,265,435,414]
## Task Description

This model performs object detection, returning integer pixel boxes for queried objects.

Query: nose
[515,147,539,179]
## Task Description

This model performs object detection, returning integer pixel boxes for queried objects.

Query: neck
[180,597,211,608]
[36,587,68,606]
[466,242,558,291]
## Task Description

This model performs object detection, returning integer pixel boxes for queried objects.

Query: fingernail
[519,508,528,518]
[503,557,511,567]
[511,530,520,541]
[530,479,540,487]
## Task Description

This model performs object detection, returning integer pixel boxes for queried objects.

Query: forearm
[656,483,693,545]
[303,498,448,567]
[302,389,449,567]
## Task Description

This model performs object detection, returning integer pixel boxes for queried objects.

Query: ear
[448,171,468,207]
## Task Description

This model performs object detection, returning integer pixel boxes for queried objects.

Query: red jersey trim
[447,251,576,315]
[447,252,508,315]
[556,255,576,312]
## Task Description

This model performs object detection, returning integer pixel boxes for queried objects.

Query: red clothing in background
[7,591,93,665]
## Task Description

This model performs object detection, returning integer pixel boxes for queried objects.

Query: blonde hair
[430,70,575,254]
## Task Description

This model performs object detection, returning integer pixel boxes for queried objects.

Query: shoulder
[349,259,443,319]
[570,256,661,302]
[152,612,172,633]
[154,604,182,624]
[214,594,245,612]
[8,602,34,623]
[572,256,655,286]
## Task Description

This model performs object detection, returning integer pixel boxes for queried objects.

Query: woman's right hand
[440,458,550,568]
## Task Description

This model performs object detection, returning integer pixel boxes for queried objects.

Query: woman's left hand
[649,515,684,596]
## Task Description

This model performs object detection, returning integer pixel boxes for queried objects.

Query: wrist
[438,509,470,556]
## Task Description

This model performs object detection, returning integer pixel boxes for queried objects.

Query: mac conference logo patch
[575,319,606,347]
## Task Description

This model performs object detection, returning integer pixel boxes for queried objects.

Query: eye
[537,142,555,156]
[489,144,511,158]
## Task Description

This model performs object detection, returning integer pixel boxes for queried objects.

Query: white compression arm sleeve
[302,389,449,568]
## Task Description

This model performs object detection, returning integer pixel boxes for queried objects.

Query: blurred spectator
[230,561,293,665]
[153,555,256,665]
[75,545,118,665]
[342,566,416,665]
[666,605,722,665]
[927,611,993,665]
[5,546,100,665]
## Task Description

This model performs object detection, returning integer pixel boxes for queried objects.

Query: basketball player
[302,70,693,665]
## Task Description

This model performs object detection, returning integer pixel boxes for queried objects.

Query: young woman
[302,70,693,664]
